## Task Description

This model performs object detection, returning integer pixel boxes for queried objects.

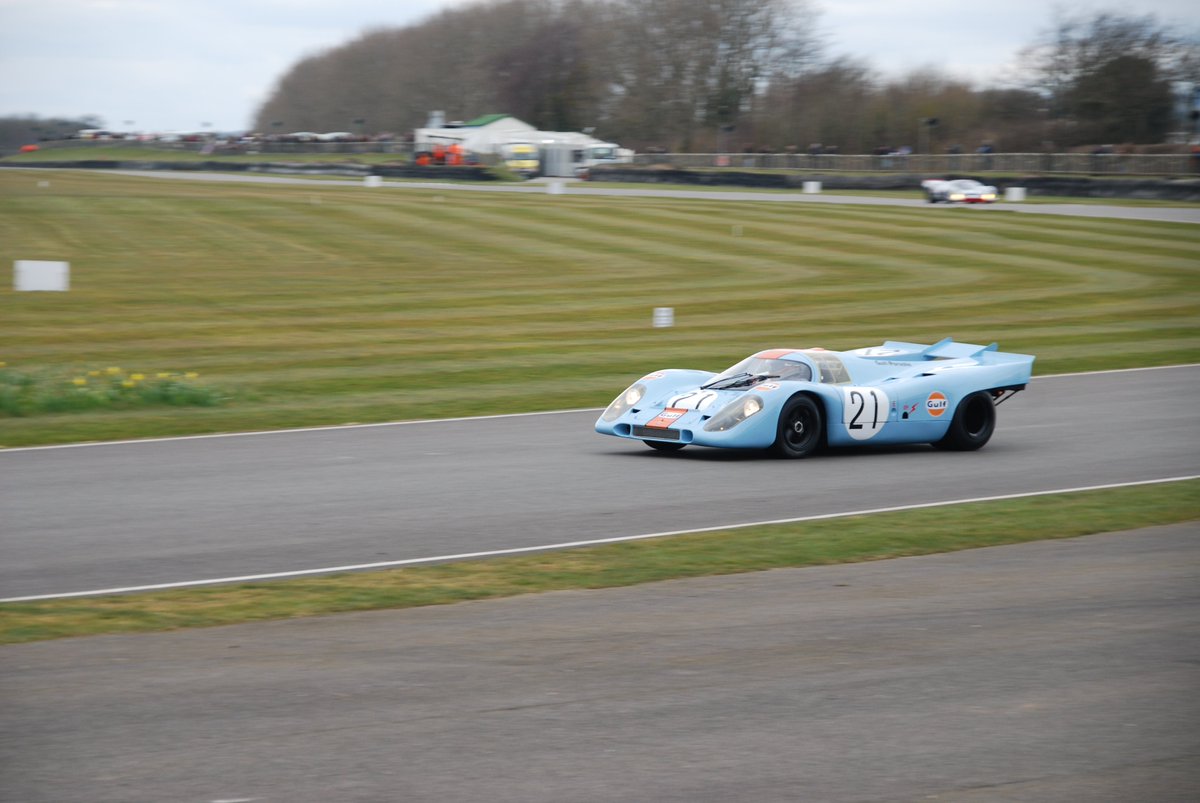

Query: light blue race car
[595,338,1034,458]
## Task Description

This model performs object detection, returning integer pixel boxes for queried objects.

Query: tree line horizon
[251,0,1198,155]
[3,1,1196,156]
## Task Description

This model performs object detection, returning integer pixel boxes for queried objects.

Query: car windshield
[950,180,981,189]
[704,356,812,389]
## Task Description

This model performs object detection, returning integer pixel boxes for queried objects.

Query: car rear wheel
[773,395,823,458]
[934,391,996,451]
[643,440,686,453]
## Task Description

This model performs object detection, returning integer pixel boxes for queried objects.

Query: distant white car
[922,178,998,204]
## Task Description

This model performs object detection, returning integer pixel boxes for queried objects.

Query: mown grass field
[1,168,1198,447]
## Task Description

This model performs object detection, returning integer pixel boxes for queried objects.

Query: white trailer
[537,136,632,177]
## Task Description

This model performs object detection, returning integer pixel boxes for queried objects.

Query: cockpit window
[803,351,852,384]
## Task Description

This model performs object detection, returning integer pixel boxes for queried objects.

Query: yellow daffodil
[157,372,170,379]
[88,370,101,377]
[131,373,145,381]
[121,379,135,388]
[72,377,87,386]
[106,367,121,375]
[185,372,199,379]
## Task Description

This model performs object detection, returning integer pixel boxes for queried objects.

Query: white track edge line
[0,407,602,452]
[4,475,1196,603]
[2,364,1197,453]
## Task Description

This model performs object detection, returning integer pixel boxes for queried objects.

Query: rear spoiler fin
[873,338,999,361]
[925,338,998,360]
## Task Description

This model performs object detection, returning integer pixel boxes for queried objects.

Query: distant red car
[922,178,998,203]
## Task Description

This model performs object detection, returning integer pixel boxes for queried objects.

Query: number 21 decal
[842,387,889,440]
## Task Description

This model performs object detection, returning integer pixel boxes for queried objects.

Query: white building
[414,112,632,177]
[413,113,538,154]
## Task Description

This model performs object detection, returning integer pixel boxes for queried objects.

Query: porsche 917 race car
[921,178,998,203]
[595,338,1033,458]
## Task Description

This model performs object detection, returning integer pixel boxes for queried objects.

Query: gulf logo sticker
[646,408,688,429]
[925,391,948,417]
[642,372,666,381]
[754,383,781,392]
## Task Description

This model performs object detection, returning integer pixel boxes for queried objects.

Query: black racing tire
[934,391,996,451]
[643,440,686,453]
[773,395,824,458]
[927,193,939,203]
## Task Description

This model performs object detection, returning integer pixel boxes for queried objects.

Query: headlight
[950,193,965,201]
[982,193,996,200]
[703,395,765,432]
[601,382,646,422]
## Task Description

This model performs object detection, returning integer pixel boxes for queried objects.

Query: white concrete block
[15,260,69,292]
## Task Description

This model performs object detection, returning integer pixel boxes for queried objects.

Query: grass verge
[2,480,1196,645]
[0,364,224,415]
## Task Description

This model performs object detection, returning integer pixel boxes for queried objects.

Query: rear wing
[866,337,1007,361]
[853,338,1035,389]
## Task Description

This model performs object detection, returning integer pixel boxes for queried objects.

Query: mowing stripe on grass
[4,475,1195,603]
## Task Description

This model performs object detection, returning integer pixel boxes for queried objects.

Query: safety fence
[22,139,1200,176]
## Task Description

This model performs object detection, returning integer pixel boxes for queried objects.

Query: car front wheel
[774,395,823,458]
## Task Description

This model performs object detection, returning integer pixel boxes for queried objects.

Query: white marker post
[653,307,675,328]
[14,260,69,292]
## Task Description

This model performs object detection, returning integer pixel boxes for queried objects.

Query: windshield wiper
[702,372,778,390]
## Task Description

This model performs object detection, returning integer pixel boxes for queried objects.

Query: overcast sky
[1,0,1196,133]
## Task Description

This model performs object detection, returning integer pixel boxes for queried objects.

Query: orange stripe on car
[646,408,688,428]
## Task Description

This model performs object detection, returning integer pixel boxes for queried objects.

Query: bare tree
[248,0,1196,153]
[607,0,820,150]
[1019,11,1198,145]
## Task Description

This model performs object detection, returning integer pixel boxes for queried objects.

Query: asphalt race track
[2,523,1197,802]
[104,168,1200,224]
[2,366,1198,600]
